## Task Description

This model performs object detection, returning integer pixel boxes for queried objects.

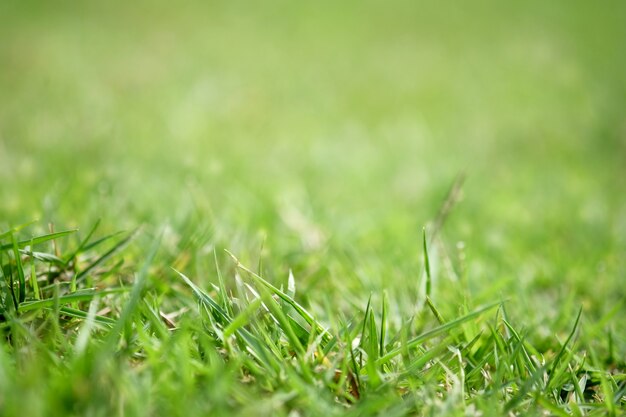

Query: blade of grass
[359,294,373,368]
[258,285,305,357]
[11,234,26,303]
[0,251,19,312]
[380,290,388,357]
[74,298,102,355]
[426,296,446,325]
[19,249,66,266]
[58,306,116,326]
[29,258,40,300]
[19,288,127,312]
[366,308,381,387]
[0,229,77,251]
[223,297,263,338]
[547,307,582,390]
[214,249,233,316]
[502,319,536,374]
[423,227,432,299]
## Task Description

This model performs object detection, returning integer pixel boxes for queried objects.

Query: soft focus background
[1,0,625,359]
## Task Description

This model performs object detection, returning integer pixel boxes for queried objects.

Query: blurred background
[1,0,625,343]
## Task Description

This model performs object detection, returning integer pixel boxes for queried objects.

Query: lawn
[1,1,625,416]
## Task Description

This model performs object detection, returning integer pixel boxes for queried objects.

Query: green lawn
[1,1,625,416]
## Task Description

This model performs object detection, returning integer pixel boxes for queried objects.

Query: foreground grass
[0,222,624,416]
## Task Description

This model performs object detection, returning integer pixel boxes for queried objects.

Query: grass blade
[547,307,582,389]
[380,291,388,357]
[19,288,127,312]
[0,229,78,251]
[11,234,26,303]
[58,306,116,326]
[423,227,432,299]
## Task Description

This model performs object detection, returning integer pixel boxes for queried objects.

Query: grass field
[1,1,625,416]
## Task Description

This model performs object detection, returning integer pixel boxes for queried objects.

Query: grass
[1,0,625,416]
[0,224,623,416]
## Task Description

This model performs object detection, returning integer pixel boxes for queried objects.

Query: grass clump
[0,222,623,416]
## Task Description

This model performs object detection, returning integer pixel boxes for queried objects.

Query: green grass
[1,1,625,416]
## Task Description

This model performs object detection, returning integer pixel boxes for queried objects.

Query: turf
[1,1,625,416]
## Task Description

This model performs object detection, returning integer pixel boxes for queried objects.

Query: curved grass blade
[0,229,78,251]
[19,288,128,312]
[57,306,116,326]
[19,250,66,266]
